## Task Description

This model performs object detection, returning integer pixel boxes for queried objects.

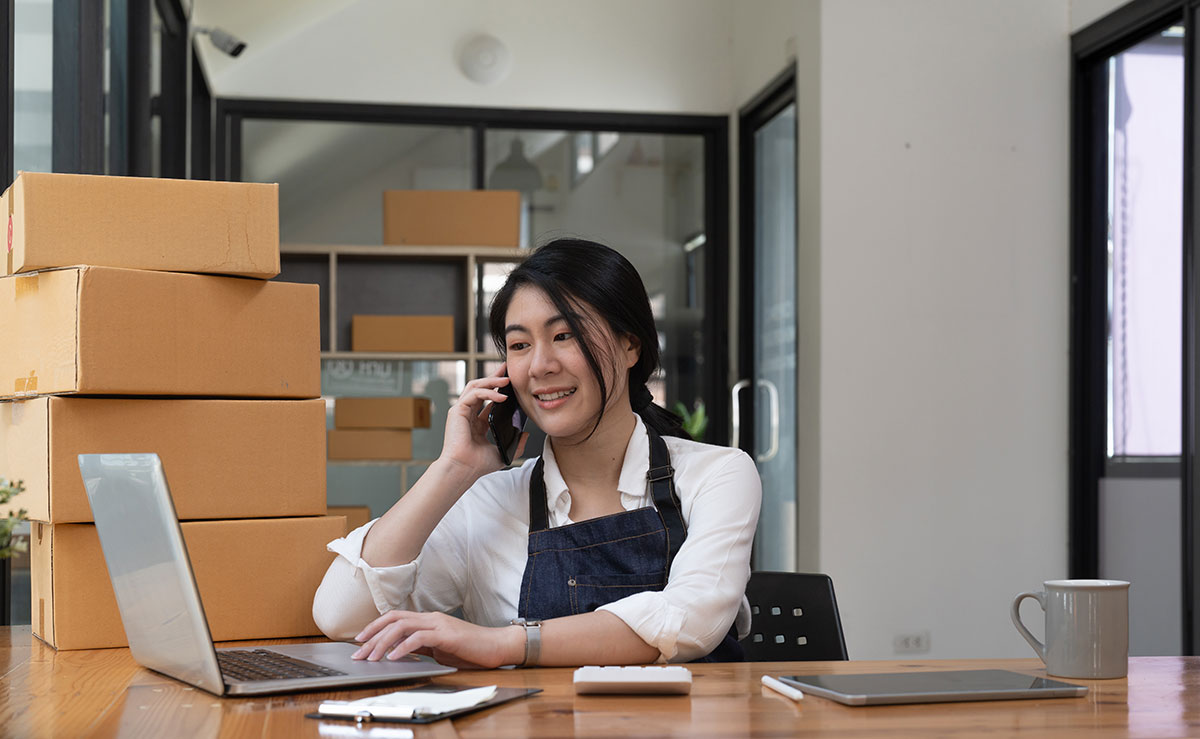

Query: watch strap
[510,618,542,666]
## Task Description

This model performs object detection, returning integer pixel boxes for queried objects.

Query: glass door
[738,72,797,571]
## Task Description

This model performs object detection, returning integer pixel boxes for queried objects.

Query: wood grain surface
[2,626,1197,738]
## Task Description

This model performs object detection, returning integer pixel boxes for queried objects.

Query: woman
[312,238,761,667]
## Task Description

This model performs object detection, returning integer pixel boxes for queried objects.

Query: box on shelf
[328,429,413,461]
[2,172,280,278]
[334,397,431,429]
[327,505,373,534]
[350,315,454,353]
[30,515,345,651]
[0,267,320,399]
[0,397,327,523]
[382,190,520,248]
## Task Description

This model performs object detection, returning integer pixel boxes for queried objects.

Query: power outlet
[893,631,931,654]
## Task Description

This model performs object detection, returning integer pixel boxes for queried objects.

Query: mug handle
[1010,590,1047,662]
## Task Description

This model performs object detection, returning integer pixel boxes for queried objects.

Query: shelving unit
[281,243,525,362]
[278,243,528,515]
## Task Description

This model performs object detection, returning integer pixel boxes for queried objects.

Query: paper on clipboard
[318,685,498,721]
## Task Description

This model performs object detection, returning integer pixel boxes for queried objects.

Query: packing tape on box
[14,273,37,297]
[13,372,37,394]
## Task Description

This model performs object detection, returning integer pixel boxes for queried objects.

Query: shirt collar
[541,415,652,515]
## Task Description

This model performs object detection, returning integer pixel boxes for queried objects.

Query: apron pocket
[568,572,667,615]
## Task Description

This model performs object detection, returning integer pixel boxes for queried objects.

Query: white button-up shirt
[312,417,762,662]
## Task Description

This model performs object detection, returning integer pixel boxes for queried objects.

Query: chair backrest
[741,571,849,661]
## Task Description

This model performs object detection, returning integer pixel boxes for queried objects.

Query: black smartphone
[487,379,528,466]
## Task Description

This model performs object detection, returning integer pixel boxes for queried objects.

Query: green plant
[0,478,28,560]
[673,400,708,442]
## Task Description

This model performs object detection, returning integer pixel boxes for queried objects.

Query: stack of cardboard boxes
[0,172,343,650]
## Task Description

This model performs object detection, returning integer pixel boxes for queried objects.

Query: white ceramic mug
[1010,579,1129,679]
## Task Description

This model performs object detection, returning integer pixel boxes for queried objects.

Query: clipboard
[306,684,542,725]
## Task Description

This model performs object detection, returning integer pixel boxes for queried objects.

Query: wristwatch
[509,618,542,667]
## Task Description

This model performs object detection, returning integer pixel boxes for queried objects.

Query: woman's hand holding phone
[438,365,528,482]
[360,366,527,568]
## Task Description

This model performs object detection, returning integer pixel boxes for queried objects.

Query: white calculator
[573,665,693,695]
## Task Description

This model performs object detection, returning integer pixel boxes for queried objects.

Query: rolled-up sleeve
[312,501,471,641]
[597,449,761,662]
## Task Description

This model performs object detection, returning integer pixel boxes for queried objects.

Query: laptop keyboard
[217,649,348,683]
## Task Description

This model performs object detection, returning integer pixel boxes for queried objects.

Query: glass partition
[241,120,474,245]
[13,0,54,177]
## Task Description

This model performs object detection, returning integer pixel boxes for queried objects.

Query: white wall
[1071,0,1134,32]
[818,0,1075,660]
[204,0,1144,659]
[196,0,735,114]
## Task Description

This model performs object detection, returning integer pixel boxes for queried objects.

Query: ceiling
[191,0,356,85]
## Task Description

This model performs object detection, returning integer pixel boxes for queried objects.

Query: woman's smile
[532,386,577,407]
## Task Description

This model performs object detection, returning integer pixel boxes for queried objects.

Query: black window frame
[2,0,13,190]
[52,0,105,174]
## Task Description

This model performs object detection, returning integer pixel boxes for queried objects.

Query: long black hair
[488,237,688,440]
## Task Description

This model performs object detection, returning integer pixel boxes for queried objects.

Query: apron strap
[529,456,550,533]
[528,427,689,566]
[646,427,687,566]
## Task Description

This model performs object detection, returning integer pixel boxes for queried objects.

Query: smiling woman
[311,238,762,668]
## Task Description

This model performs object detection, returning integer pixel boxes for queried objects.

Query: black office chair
[741,571,849,661]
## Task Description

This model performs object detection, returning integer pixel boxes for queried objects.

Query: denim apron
[516,426,744,663]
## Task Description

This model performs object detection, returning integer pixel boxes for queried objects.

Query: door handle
[756,378,780,463]
[730,379,751,449]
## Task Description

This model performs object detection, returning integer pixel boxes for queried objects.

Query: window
[1106,29,1184,458]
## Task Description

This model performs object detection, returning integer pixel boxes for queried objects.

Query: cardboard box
[0,397,327,523]
[30,515,345,650]
[327,429,413,460]
[351,315,454,353]
[327,505,373,534]
[1,172,280,278]
[382,190,520,247]
[334,397,431,429]
[0,267,320,399]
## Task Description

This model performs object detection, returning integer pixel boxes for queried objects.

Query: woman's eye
[554,332,573,342]
[508,341,530,352]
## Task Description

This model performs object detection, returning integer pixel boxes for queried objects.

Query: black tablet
[777,670,1088,706]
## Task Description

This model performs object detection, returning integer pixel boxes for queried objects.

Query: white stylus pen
[761,675,805,701]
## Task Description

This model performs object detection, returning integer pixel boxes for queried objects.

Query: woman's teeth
[536,388,576,401]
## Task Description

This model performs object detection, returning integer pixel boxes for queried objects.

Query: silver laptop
[77,453,456,696]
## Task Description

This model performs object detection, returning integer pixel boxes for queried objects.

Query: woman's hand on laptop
[351,610,524,669]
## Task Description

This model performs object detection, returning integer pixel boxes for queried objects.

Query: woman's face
[502,286,639,444]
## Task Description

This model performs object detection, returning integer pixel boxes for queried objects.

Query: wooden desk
[2,626,1198,738]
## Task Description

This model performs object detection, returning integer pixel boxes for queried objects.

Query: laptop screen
[78,453,225,695]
